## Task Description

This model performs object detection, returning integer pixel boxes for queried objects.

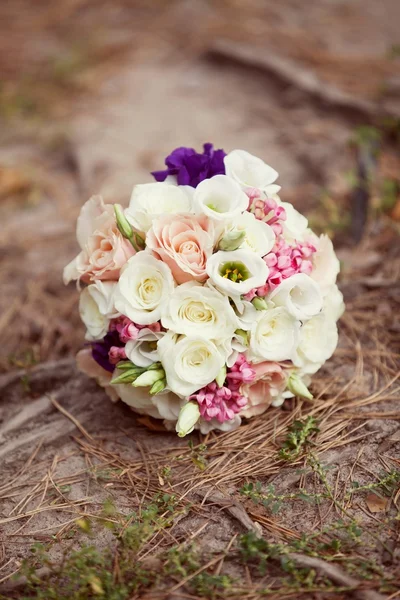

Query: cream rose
[240,362,288,418]
[224,149,280,196]
[294,312,339,374]
[206,249,269,297]
[269,273,323,321]
[146,214,214,284]
[161,282,239,341]
[79,281,118,340]
[193,175,249,221]
[158,332,228,397]
[63,196,135,284]
[249,306,300,363]
[126,182,192,233]
[114,253,175,325]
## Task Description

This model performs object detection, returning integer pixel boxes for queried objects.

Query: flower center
[219,261,250,283]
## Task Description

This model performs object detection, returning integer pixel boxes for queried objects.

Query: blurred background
[1,0,400,372]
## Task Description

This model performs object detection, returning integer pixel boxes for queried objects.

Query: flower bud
[215,364,227,388]
[149,378,167,395]
[147,361,162,371]
[252,297,268,311]
[218,229,246,251]
[287,374,313,400]
[114,204,133,240]
[176,402,200,437]
[132,368,165,388]
[111,367,145,384]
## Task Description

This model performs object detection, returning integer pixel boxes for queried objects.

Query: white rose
[224,149,280,195]
[310,234,341,291]
[125,328,165,367]
[279,201,308,242]
[126,182,192,233]
[193,175,249,222]
[114,253,175,325]
[269,273,323,321]
[158,332,228,397]
[220,211,275,257]
[322,284,345,321]
[206,249,269,296]
[248,306,300,362]
[79,281,118,341]
[161,281,238,341]
[293,313,339,374]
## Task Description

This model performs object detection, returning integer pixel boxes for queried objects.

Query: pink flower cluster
[190,355,255,422]
[247,190,287,236]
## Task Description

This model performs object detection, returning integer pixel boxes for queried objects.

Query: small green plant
[279,416,319,460]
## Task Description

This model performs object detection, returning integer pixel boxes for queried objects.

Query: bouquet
[64,144,344,436]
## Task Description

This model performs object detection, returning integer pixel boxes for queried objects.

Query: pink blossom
[242,236,317,299]
[190,382,247,423]
[108,346,127,364]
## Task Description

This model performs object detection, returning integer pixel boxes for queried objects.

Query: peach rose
[240,362,287,418]
[63,196,135,284]
[76,348,119,402]
[146,213,214,284]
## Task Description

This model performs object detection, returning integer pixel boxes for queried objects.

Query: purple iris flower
[91,330,123,373]
[152,143,226,188]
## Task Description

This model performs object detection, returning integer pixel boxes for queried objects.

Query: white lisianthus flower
[114,253,174,325]
[157,332,228,397]
[269,273,323,321]
[126,182,192,233]
[220,211,275,257]
[293,313,339,374]
[224,149,280,195]
[161,281,239,341]
[125,328,165,367]
[279,201,309,242]
[322,284,345,321]
[248,307,300,362]
[79,281,118,341]
[206,249,269,296]
[193,175,249,222]
[310,234,341,292]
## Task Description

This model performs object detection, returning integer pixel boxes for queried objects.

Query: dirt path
[1,1,400,597]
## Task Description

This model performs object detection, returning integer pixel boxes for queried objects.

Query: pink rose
[64,196,135,284]
[240,362,287,418]
[146,213,214,284]
[76,348,119,402]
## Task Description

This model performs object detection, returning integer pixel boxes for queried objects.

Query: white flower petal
[206,249,269,296]
[248,306,300,362]
[224,149,278,190]
[193,175,249,222]
[269,273,323,321]
[126,183,193,233]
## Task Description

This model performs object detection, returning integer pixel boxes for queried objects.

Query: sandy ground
[0,1,400,597]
